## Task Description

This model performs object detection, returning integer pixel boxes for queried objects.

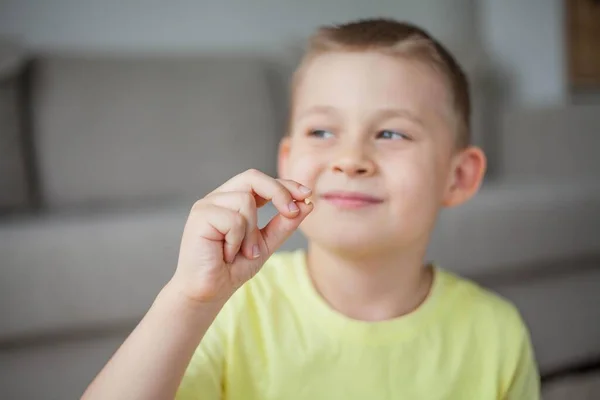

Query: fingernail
[288,201,299,212]
[299,185,312,194]
[252,244,260,258]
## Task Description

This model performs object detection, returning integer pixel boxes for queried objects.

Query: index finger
[211,169,310,218]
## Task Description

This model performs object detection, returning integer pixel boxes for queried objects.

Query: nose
[331,142,376,177]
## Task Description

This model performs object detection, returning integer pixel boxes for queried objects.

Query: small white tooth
[304,197,312,205]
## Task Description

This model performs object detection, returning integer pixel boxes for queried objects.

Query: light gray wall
[0,0,566,106]
[478,0,566,107]
[0,0,478,53]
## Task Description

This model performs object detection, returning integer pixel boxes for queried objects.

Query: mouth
[320,191,384,209]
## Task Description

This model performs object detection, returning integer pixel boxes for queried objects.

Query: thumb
[260,201,313,256]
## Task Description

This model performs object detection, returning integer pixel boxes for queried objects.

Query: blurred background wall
[0,1,599,399]
[0,0,566,106]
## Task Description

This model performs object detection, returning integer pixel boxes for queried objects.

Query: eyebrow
[372,108,425,127]
[295,105,339,121]
[295,105,425,127]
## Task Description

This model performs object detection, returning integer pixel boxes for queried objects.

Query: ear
[277,136,291,179]
[442,146,487,208]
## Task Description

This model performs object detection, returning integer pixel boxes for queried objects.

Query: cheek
[381,157,442,238]
[286,152,324,187]
[385,151,444,205]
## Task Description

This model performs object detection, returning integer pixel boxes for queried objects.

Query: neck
[306,242,433,322]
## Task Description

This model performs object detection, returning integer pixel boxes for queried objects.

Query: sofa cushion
[543,371,600,400]
[32,55,281,208]
[0,332,127,399]
[427,181,600,275]
[499,104,600,182]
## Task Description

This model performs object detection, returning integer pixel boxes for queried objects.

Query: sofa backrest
[31,54,283,208]
[498,104,600,182]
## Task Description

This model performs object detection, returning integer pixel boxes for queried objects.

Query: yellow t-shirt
[176,250,540,399]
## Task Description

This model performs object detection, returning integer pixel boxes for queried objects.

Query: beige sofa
[1,51,599,399]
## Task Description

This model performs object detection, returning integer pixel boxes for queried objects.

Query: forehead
[293,51,452,124]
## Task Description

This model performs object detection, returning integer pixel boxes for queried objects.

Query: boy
[83,19,540,399]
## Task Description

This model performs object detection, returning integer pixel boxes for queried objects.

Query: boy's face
[279,51,483,254]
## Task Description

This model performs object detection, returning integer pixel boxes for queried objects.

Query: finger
[255,178,313,208]
[205,192,259,260]
[212,169,307,218]
[198,205,247,264]
[259,200,313,256]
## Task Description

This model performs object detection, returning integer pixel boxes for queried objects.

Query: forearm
[82,282,225,400]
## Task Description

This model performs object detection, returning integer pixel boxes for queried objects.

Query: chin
[300,217,396,256]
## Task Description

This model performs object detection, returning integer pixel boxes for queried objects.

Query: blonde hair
[291,18,471,148]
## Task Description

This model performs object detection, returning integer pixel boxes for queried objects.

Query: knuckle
[231,218,246,239]
[245,168,262,178]
[191,199,206,213]
[232,212,246,228]
[282,179,301,193]
[240,191,255,207]
[275,185,292,202]
[277,178,294,187]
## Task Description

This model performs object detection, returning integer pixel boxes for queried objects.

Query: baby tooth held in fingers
[304,197,312,205]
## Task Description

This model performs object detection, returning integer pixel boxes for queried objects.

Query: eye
[377,130,410,140]
[308,129,335,139]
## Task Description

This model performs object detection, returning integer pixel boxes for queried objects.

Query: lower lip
[322,196,382,209]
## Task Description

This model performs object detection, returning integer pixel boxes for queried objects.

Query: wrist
[158,279,229,317]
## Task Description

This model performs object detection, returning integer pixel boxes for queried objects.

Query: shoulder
[437,268,535,373]
[437,268,527,333]
[435,269,539,397]
[435,268,533,367]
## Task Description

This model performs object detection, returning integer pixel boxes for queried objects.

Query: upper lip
[320,191,383,203]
